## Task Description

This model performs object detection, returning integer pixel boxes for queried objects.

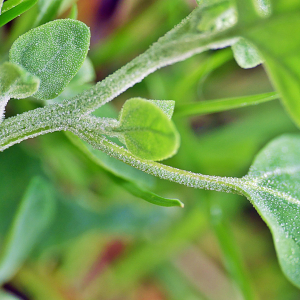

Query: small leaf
[114,98,180,161]
[0,0,37,27]
[0,62,40,99]
[9,19,90,100]
[239,135,300,288]
[231,38,263,69]
[0,62,40,120]
[0,177,55,284]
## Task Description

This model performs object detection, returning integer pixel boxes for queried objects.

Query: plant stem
[70,123,244,195]
[67,8,237,114]
[174,92,279,117]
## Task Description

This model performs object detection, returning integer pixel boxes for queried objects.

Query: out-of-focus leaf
[0,0,37,27]
[231,38,263,69]
[67,3,77,20]
[0,62,40,120]
[0,177,55,284]
[238,135,300,288]
[237,1,300,127]
[114,98,180,161]
[34,0,61,26]
[9,19,90,99]
[0,62,39,98]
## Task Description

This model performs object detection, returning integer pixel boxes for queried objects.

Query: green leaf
[0,0,37,27]
[242,10,300,127]
[231,38,263,69]
[114,98,180,161]
[0,62,40,120]
[238,134,300,288]
[0,62,40,99]
[148,100,175,119]
[0,177,55,284]
[9,19,90,100]
[34,0,61,26]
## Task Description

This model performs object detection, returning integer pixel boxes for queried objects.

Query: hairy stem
[69,119,244,195]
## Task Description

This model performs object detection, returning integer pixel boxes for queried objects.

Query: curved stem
[70,120,244,195]
[65,8,238,114]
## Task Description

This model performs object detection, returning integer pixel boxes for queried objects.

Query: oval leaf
[9,19,90,100]
[240,134,300,288]
[115,98,180,161]
[232,37,263,69]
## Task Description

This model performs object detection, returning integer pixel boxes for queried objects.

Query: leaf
[148,100,175,119]
[240,5,300,127]
[0,0,37,27]
[114,98,180,161]
[0,0,3,14]
[0,62,40,99]
[238,134,300,288]
[34,0,61,26]
[9,19,90,100]
[0,177,55,284]
[231,37,263,69]
[0,62,40,120]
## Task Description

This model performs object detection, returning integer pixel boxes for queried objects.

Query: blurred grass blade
[0,177,55,284]
[0,0,3,14]
[174,92,278,117]
[34,0,61,27]
[67,3,77,20]
[0,0,37,27]
[210,201,256,300]
[67,133,183,207]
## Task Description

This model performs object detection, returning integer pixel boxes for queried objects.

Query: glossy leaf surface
[9,19,90,99]
[115,98,180,161]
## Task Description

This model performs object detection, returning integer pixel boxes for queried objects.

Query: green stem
[70,122,244,195]
[67,8,237,114]
[174,91,279,117]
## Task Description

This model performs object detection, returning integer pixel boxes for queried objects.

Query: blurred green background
[1,0,300,299]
